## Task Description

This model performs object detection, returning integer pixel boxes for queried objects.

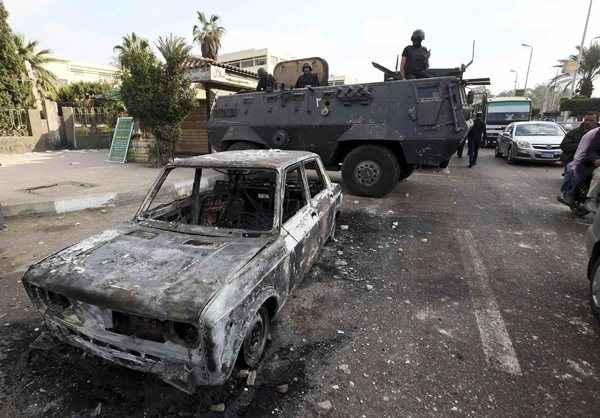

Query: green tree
[56,81,113,103]
[570,45,600,98]
[192,12,225,60]
[0,2,30,108]
[14,33,58,104]
[118,33,195,164]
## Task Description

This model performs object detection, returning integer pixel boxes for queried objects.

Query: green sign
[107,117,134,163]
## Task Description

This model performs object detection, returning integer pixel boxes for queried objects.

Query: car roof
[511,121,560,126]
[173,149,318,169]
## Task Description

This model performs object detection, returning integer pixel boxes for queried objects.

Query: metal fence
[73,107,118,149]
[0,109,30,137]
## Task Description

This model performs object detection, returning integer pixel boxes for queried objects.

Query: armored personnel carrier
[208,56,489,197]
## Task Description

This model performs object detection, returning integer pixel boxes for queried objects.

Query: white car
[495,121,566,163]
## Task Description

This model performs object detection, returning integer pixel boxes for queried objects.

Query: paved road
[1,149,598,417]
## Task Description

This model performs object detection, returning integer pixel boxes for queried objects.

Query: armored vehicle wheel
[242,306,270,368]
[228,141,261,151]
[342,145,400,197]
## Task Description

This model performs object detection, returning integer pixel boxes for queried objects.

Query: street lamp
[571,0,594,98]
[510,69,519,96]
[522,43,533,92]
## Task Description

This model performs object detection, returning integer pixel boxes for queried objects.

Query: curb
[2,180,193,219]
[2,190,145,218]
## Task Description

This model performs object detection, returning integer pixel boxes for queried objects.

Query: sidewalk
[0,150,166,217]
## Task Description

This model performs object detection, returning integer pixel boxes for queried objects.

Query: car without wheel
[495,121,566,163]
[21,150,342,393]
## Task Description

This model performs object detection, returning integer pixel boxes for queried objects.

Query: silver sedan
[495,121,566,163]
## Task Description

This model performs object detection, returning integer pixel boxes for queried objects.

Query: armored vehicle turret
[208,56,489,197]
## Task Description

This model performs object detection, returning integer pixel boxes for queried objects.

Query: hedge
[560,97,600,115]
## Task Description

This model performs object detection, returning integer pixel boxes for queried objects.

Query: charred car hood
[23,223,272,323]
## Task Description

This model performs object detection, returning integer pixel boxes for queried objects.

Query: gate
[72,107,116,149]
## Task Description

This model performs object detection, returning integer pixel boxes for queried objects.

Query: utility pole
[571,0,593,97]
[510,69,518,96]
[522,44,533,91]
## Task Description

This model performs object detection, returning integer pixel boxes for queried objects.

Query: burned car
[22,150,342,393]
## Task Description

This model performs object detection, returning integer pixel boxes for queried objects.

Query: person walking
[467,112,486,167]
[400,29,431,80]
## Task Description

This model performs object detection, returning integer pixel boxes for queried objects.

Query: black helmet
[302,62,312,71]
[411,29,425,42]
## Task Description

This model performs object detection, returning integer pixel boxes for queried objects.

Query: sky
[5,0,599,95]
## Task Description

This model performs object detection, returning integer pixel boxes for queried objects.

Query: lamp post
[510,69,519,96]
[521,43,533,92]
[571,0,593,98]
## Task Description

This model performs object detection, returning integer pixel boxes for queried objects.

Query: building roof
[173,150,317,169]
[183,56,259,79]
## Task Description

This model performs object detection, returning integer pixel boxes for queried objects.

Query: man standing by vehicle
[558,113,599,202]
[560,113,599,164]
[295,63,320,88]
[400,29,431,80]
[562,126,600,213]
[467,112,486,167]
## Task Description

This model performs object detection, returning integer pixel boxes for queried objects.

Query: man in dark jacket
[400,29,431,80]
[560,113,599,163]
[467,113,486,167]
[256,68,276,92]
[295,63,320,88]
[562,127,600,213]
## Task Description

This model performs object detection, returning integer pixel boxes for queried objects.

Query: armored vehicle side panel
[208,76,469,197]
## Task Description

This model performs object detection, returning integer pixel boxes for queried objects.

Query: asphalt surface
[1,149,599,417]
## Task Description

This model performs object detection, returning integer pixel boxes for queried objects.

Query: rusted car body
[22,150,342,393]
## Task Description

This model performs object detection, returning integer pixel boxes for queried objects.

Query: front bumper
[43,313,213,392]
[512,147,561,162]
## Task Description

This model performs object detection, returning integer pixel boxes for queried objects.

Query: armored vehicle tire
[342,145,400,197]
[227,141,262,151]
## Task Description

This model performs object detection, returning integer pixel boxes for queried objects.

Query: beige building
[43,56,118,86]
[218,48,289,74]
[328,74,360,86]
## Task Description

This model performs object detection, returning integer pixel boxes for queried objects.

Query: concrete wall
[0,110,59,154]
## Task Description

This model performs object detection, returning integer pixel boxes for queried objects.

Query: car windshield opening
[141,167,277,232]
[515,124,564,137]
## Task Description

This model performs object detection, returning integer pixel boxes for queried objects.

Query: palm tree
[570,44,600,97]
[114,32,151,69]
[14,34,58,105]
[192,12,225,60]
[157,35,191,73]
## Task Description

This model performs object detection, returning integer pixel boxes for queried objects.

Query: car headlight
[516,140,531,149]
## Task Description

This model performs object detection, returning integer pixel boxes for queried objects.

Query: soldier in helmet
[400,29,431,80]
[295,63,321,88]
[256,68,276,92]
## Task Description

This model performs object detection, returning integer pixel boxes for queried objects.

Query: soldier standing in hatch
[295,63,320,88]
[467,112,486,168]
[256,68,277,92]
[400,29,431,80]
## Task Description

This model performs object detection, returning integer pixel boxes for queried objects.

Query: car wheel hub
[244,314,265,365]
[354,160,382,186]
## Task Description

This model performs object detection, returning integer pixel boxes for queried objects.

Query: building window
[255,57,266,66]
[241,59,254,68]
